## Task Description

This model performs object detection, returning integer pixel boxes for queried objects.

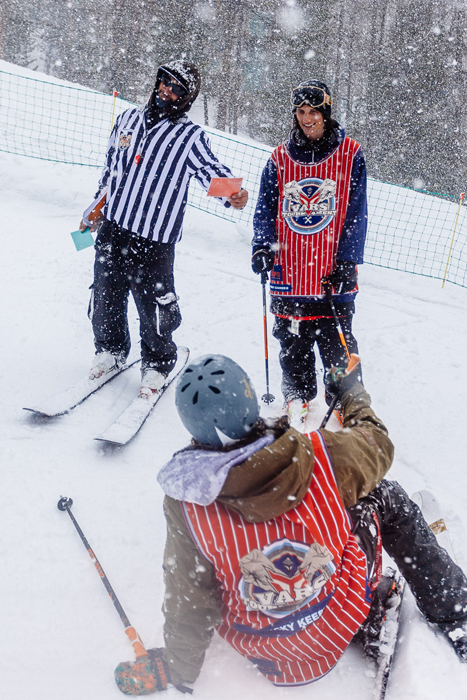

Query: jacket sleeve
[336,147,368,264]
[190,131,235,207]
[252,157,279,250]
[95,117,120,197]
[321,382,394,508]
[162,495,223,685]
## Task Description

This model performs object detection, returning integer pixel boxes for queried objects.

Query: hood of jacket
[217,427,315,522]
[158,427,316,523]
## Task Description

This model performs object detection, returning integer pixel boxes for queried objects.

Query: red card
[207,177,243,197]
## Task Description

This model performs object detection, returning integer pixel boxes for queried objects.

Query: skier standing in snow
[115,354,467,694]
[251,79,367,424]
[79,61,248,398]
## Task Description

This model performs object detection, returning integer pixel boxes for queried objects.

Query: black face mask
[146,91,180,128]
[154,94,173,109]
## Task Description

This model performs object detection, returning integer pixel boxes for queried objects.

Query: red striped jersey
[269,138,360,298]
[181,431,371,687]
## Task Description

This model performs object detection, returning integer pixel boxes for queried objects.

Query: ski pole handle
[125,626,149,659]
[346,353,360,375]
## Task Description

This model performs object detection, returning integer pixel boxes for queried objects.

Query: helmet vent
[210,370,225,375]
[192,391,199,405]
[185,368,194,373]
[208,385,220,394]
[180,382,191,393]
[203,358,214,366]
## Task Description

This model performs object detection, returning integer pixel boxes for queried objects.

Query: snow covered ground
[2,140,467,699]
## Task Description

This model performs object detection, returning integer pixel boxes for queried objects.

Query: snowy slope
[2,134,467,699]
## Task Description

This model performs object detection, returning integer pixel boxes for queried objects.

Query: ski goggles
[291,85,332,109]
[160,73,188,98]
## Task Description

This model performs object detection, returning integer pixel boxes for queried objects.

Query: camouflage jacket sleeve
[320,382,394,508]
[162,495,222,685]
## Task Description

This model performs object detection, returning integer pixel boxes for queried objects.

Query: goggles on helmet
[291,85,332,109]
[160,72,187,98]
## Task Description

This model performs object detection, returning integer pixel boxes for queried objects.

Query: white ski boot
[140,368,167,400]
[89,351,126,380]
[286,399,309,432]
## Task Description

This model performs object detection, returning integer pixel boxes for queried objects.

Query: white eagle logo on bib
[282,177,337,234]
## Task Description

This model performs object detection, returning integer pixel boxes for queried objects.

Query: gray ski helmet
[175,355,260,448]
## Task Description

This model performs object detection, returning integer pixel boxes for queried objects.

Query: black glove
[322,261,357,294]
[251,247,275,275]
[115,648,192,695]
[325,355,361,401]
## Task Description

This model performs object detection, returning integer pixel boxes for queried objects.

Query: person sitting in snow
[79,60,248,400]
[115,354,467,695]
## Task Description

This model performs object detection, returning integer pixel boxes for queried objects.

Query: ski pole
[442,192,465,288]
[57,496,148,659]
[320,278,359,429]
[261,270,275,404]
[322,279,351,361]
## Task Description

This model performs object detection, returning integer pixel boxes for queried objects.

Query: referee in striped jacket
[80,60,248,397]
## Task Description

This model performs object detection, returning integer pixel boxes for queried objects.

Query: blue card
[70,228,94,251]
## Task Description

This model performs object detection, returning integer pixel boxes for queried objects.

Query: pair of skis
[373,489,456,699]
[23,348,190,446]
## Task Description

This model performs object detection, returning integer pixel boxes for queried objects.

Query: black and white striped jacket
[97,108,233,243]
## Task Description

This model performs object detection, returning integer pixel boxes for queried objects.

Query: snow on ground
[2,148,467,700]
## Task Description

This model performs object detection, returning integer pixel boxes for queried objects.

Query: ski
[372,491,457,698]
[23,359,140,418]
[374,491,456,700]
[373,568,406,700]
[411,490,456,561]
[95,347,190,446]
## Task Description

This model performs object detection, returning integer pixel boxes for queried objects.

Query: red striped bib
[181,431,371,686]
[270,138,360,298]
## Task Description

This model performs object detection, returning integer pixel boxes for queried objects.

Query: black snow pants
[348,480,467,627]
[272,314,359,403]
[90,220,181,374]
